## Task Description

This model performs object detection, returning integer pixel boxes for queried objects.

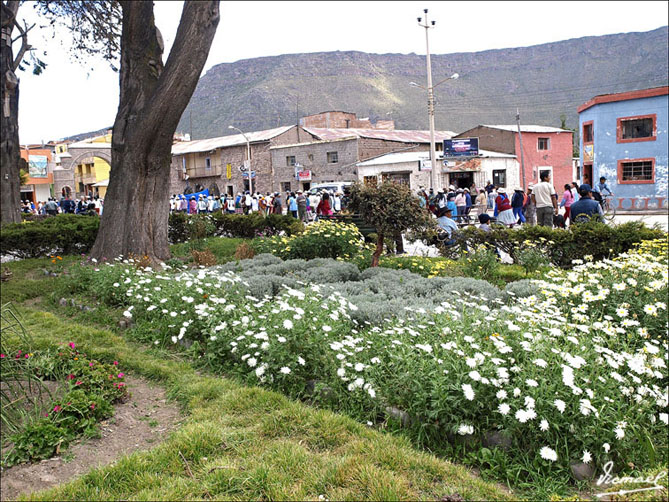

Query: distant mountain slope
[177,27,668,140]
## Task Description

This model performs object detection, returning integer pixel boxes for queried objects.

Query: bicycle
[601,195,616,222]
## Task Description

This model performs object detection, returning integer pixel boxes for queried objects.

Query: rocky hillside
[178,26,668,140]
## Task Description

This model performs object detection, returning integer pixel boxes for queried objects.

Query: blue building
[578,86,668,210]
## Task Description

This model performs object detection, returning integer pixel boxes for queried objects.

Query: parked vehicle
[307,182,353,195]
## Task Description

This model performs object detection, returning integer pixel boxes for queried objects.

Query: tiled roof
[171,126,294,155]
[479,125,571,133]
[304,127,456,143]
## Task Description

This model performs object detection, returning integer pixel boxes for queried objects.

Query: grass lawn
[1,256,513,501]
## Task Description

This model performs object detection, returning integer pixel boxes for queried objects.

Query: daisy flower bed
[63,239,668,487]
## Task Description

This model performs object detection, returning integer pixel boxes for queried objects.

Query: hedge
[454,220,666,268]
[0,215,100,258]
[1,213,304,258]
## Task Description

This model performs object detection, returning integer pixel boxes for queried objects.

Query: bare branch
[12,19,33,70]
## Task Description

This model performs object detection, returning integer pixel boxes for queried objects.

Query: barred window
[327,151,339,163]
[620,160,653,182]
[620,118,653,140]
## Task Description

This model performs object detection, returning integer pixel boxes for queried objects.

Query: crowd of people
[169,190,349,223]
[429,174,613,245]
[21,195,103,217]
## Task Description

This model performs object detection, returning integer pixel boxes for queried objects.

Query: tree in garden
[38,1,220,263]
[348,181,435,267]
[1,1,44,224]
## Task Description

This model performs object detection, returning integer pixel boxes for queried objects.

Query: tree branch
[12,20,33,71]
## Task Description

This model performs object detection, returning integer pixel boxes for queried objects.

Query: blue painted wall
[579,93,668,208]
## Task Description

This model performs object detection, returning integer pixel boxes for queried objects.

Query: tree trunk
[371,232,384,267]
[89,0,219,263]
[1,1,22,225]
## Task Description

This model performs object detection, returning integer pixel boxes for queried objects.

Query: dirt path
[0,375,182,501]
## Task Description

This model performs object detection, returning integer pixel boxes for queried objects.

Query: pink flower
[53,405,62,413]
[69,342,76,349]
[0,354,5,358]
[89,362,94,367]
[75,380,83,386]
[44,412,49,417]
[25,354,30,358]
[90,403,96,410]
[113,361,119,366]
[66,374,75,380]
[117,373,124,378]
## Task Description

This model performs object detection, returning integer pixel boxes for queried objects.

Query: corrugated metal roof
[357,148,516,167]
[171,126,294,155]
[304,127,456,143]
[480,125,571,133]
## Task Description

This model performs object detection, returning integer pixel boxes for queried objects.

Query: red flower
[90,403,96,410]
[117,373,124,378]
[75,380,83,386]
[68,342,76,349]
[66,374,75,380]
[113,361,119,366]
[0,354,5,358]
[53,405,62,413]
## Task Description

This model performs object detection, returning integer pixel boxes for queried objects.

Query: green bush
[0,215,100,258]
[457,220,665,268]
[168,212,303,243]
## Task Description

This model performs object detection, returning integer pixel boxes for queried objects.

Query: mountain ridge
[176,26,667,140]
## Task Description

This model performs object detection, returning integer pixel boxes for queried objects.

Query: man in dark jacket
[570,184,605,223]
[511,188,526,224]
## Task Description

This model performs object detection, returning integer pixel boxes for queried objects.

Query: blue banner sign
[443,137,479,157]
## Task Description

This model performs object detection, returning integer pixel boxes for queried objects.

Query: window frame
[286,155,296,167]
[616,114,656,143]
[617,157,655,184]
[326,151,339,164]
[205,157,211,170]
[491,169,506,188]
[582,121,593,144]
[537,137,550,151]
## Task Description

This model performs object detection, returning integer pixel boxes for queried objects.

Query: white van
[307,182,353,196]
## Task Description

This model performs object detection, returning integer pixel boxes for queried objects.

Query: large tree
[1,1,36,225]
[39,1,219,262]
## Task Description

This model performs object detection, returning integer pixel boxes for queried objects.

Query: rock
[482,430,513,451]
[43,269,51,276]
[118,319,128,329]
[305,379,318,396]
[384,406,412,427]
[50,272,59,277]
[59,298,68,307]
[570,462,595,481]
[82,306,94,312]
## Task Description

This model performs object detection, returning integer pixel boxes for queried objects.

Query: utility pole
[418,9,438,190]
[516,108,526,190]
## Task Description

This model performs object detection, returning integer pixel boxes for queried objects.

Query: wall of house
[456,126,516,155]
[270,138,359,193]
[356,161,431,190]
[515,131,574,193]
[357,138,427,162]
[579,94,668,209]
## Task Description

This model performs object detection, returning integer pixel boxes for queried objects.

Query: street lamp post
[228,125,252,194]
[415,9,459,191]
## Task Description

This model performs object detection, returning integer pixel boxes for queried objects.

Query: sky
[15,1,669,145]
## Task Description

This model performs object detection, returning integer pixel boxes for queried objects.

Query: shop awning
[93,179,109,187]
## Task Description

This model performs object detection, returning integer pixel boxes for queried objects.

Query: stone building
[169,125,316,196]
[269,127,455,192]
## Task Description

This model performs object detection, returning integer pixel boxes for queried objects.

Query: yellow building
[67,132,112,198]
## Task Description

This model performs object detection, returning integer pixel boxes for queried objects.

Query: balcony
[75,174,97,185]
[186,165,223,179]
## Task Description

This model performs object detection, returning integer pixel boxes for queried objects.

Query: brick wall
[456,126,516,155]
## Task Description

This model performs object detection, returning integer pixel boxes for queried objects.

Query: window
[583,122,593,143]
[492,169,506,188]
[281,182,292,192]
[205,157,211,170]
[618,158,654,184]
[538,137,550,150]
[617,115,656,143]
[327,151,339,163]
[286,155,296,167]
[308,154,314,161]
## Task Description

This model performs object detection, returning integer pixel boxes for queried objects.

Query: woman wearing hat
[494,187,516,226]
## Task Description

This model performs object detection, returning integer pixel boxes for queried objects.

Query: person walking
[531,172,558,227]
[511,188,526,224]
[272,192,283,215]
[494,187,516,226]
[454,189,466,224]
[559,184,575,224]
[296,191,308,222]
[316,192,333,216]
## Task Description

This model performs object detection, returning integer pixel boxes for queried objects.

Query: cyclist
[593,176,613,209]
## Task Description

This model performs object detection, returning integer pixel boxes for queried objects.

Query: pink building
[455,125,574,192]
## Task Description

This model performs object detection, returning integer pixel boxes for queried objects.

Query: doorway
[449,171,474,189]
[583,163,593,186]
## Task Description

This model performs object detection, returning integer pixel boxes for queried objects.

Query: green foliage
[459,244,500,281]
[0,215,100,258]
[252,220,367,261]
[456,220,666,268]
[168,212,303,243]
[348,181,434,238]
